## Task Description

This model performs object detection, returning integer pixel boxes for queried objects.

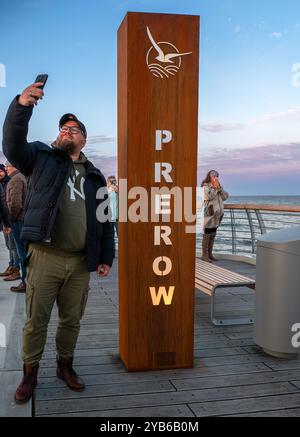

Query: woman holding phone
[200,170,229,262]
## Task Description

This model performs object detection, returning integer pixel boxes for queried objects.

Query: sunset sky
[1,0,300,195]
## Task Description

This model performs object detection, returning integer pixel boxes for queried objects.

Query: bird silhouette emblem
[146,27,192,79]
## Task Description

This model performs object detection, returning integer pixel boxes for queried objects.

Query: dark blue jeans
[5,231,20,268]
[11,221,27,281]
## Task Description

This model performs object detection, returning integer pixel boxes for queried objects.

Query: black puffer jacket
[2,97,114,271]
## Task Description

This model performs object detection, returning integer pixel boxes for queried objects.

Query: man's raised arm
[2,82,44,176]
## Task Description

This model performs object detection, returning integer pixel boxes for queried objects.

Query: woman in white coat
[200,170,229,262]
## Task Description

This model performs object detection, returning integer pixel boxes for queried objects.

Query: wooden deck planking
[189,392,300,417]
[33,257,300,417]
[35,382,297,416]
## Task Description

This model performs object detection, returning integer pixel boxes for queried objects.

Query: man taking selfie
[2,80,115,404]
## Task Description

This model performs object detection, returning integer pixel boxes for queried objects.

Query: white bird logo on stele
[146,27,192,79]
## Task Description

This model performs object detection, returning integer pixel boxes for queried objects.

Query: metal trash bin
[254,226,300,358]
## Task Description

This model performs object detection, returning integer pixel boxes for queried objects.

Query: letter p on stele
[155,130,172,150]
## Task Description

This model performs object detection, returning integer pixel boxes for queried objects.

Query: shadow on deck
[32,257,300,417]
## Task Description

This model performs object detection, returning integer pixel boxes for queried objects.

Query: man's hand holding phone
[18,74,48,107]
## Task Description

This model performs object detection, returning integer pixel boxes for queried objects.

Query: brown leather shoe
[0,265,14,277]
[56,357,85,391]
[15,363,39,404]
[10,281,26,293]
[3,267,21,282]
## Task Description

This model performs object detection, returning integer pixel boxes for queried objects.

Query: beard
[55,138,76,155]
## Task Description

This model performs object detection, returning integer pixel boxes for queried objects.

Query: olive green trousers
[23,245,90,366]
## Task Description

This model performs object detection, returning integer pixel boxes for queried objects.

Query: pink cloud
[202,107,300,133]
[198,142,300,181]
[201,122,244,133]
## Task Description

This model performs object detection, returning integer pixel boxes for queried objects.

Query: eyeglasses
[59,126,82,135]
[210,171,219,177]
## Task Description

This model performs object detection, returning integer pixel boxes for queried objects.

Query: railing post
[255,210,267,235]
[246,209,256,254]
[230,209,237,254]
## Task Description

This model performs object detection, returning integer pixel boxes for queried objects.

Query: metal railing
[197,204,300,256]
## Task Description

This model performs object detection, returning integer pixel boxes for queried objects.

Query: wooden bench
[195,257,256,326]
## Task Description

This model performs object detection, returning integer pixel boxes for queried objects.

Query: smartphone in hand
[33,74,48,101]
[35,74,48,89]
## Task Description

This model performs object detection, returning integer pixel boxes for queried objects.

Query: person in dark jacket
[0,164,9,190]
[0,181,12,249]
[4,161,27,292]
[2,81,115,404]
[0,164,19,277]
